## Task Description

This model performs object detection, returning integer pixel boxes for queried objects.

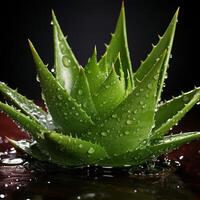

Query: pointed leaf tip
[176,7,180,16]
[51,9,55,17]
[28,40,46,70]
[93,46,97,56]
[98,1,134,91]
[89,46,97,64]
[28,39,35,54]
[134,8,178,86]
[28,39,39,57]
[52,10,80,93]
[28,39,94,135]
[121,1,125,12]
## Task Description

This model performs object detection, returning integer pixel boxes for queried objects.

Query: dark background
[0,0,199,101]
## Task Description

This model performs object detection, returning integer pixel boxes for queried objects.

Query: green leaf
[100,131,200,167]
[134,8,179,99]
[71,68,97,117]
[114,54,125,84]
[92,60,126,118]
[125,70,132,96]
[0,102,45,140]
[85,47,108,94]
[52,10,81,93]
[98,3,134,90]
[82,51,167,156]
[7,138,48,161]
[29,40,94,135]
[0,82,54,129]
[44,131,107,167]
[152,87,200,140]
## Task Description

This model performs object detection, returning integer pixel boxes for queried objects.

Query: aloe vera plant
[0,4,200,168]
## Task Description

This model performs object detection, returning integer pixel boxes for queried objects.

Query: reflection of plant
[0,4,199,167]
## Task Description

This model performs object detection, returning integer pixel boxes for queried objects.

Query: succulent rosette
[0,4,199,167]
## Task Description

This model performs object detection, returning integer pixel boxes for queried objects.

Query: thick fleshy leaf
[134,8,179,99]
[7,138,48,161]
[81,51,167,156]
[52,10,81,93]
[152,87,200,139]
[125,70,133,96]
[29,40,94,135]
[92,63,125,118]
[0,102,45,140]
[0,82,54,129]
[100,131,200,167]
[85,48,108,95]
[1,5,199,168]
[44,131,107,167]
[114,54,125,84]
[98,3,134,91]
[71,68,97,117]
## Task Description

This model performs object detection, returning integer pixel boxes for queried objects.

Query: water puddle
[0,144,199,200]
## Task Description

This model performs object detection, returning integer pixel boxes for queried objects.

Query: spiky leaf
[0,82,53,129]
[0,102,45,140]
[29,40,94,135]
[92,63,125,118]
[44,131,107,166]
[152,87,200,139]
[100,131,200,167]
[1,6,199,168]
[82,51,167,156]
[134,8,179,101]
[52,10,80,93]
[98,3,134,92]
[7,138,48,161]
[71,68,97,117]
[85,48,108,95]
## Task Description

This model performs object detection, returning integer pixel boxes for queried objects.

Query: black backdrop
[0,0,199,100]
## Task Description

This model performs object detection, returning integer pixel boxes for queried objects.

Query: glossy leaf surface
[0,6,199,167]
[29,40,94,136]
[52,11,80,93]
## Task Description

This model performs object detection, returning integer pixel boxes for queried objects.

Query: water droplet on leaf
[125,131,130,135]
[154,74,159,80]
[57,95,62,100]
[101,132,107,136]
[139,101,144,105]
[88,147,95,154]
[62,56,71,67]
[147,83,152,89]
[126,120,132,125]
[78,90,83,95]
[112,114,117,118]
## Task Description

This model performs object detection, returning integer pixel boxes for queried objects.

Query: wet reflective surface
[1,142,200,199]
[1,113,200,199]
